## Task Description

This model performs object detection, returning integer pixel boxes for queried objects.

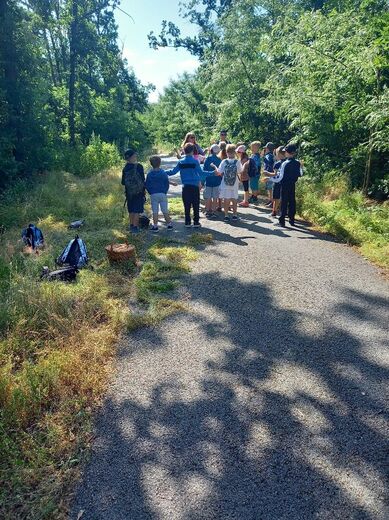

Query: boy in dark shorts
[121,149,145,234]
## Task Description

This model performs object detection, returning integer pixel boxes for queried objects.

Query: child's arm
[165,162,181,176]
[210,163,223,176]
[169,179,178,186]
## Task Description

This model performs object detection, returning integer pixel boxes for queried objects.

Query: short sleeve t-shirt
[264,153,275,173]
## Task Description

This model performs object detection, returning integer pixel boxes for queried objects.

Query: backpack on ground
[22,224,44,249]
[139,214,150,229]
[41,265,78,283]
[57,235,88,268]
[124,165,144,198]
[248,158,259,178]
[223,159,239,186]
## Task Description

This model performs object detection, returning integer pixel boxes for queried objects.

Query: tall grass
[0,169,204,518]
[297,173,389,269]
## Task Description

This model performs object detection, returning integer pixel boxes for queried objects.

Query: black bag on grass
[41,266,78,282]
[139,214,150,229]
[57,235,88,268]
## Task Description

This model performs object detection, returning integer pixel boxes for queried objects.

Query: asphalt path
[72,157,389,520]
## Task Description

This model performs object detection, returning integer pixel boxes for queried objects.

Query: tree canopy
[147,0,389,193]
[0,0,151,187]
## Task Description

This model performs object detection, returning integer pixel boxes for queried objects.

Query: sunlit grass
[297,180,389,270]
[0,168,205,518]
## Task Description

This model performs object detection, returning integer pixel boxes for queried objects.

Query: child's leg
[152,213,159,226]
[223,198,230,217]
[193,186,200,225]
[162,212,172,224]
[182,186,191,225]
[232,199,238,215]
[288,184,296,223]
[159,195,171,224]
[205,198,212,213]
[132,213,140,228]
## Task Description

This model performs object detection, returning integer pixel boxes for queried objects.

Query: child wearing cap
[203,144,222,218]
[121,149,145,234]
[271,144,303,227]
[263,142,276,207]
[213,144,242,222]
[249,141,261,203]
[236,145,250,207]
[145,155,177,232]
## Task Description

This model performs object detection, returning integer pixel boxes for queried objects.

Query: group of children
[121,131,303,233]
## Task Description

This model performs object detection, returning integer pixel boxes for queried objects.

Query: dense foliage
[147,0,389,196]
[0,0,150,188]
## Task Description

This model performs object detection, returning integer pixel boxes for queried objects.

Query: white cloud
[177,58,199,70]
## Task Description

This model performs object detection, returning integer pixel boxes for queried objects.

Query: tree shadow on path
[72,271,389,520]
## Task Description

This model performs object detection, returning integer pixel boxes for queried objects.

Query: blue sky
[115,1,199,102]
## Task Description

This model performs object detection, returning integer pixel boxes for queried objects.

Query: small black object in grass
[41,265,78,282]
[68,219,85,229]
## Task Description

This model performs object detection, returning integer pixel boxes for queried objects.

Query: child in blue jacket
[145,156,177,232]
[166,143,203,228]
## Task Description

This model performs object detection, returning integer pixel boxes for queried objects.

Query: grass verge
[0,169,210,518]
[297,178,389,270]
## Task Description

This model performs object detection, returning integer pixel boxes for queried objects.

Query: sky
[115,0,199,102]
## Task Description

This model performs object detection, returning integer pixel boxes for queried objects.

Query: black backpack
[57,236,88,268]
[139,214,150,229]
[41,266,78,283]
[124,164,144,198]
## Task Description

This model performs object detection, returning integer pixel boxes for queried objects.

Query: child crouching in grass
[145,155,177,233]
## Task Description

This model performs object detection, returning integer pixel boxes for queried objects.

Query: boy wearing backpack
[214,144,242,222]
[165,143,203,228]
[121,149,145,234]
[248,141,261,203]
[271,144,303,227]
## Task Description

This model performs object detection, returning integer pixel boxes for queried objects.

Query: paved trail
[72,158,388,520]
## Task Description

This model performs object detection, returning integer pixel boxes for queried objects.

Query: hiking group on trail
[121,130,303,234]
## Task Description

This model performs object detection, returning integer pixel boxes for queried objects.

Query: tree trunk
[68,0,78,146]
[0,0,23,161]
[363,139,373,197]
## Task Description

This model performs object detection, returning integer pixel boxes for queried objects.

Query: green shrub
[55,135,121,177]
[78,134,121,177]
[297,178,389,268]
